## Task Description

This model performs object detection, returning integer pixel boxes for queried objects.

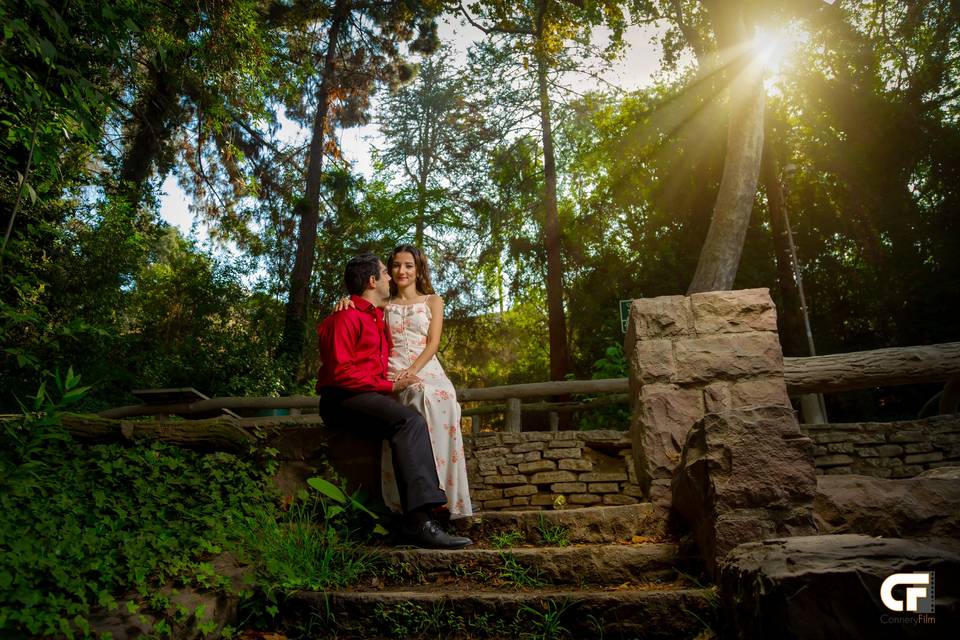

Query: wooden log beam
[99,395,319,419]
[783,342,960,395]
[60,413,258,454]
[458,378,628,402]
[461,393,630,417]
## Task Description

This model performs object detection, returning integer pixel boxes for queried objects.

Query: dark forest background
[2,0,958,421]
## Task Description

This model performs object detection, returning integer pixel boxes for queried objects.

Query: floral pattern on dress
[379,296,473,519]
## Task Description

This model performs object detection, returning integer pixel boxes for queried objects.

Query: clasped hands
[391,368,421,392]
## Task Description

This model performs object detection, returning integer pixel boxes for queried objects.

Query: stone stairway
[281,504,719,639]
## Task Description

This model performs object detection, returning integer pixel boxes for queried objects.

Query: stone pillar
[625,288,792,504]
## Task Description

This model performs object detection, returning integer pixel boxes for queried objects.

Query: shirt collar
[350,294,378,314]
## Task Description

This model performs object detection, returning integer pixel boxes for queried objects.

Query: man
[316,252,472,549]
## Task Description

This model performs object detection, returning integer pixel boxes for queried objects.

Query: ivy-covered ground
[0,373,380,639]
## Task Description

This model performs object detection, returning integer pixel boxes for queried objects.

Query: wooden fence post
[506,397,521,432]
[549,412,559,432]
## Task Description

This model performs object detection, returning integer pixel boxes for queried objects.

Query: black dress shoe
[401,519,473,549]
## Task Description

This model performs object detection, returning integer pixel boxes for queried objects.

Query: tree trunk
[278,0,350,368]
[687,2,765,294]
[535,52,571,381]
[760,130,806,357]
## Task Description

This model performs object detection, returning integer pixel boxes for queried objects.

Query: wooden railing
[99,342,960,429]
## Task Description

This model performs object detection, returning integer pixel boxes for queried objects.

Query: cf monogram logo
[881,573,934,613]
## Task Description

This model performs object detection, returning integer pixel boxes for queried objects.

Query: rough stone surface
[671,405,817,577]
[633,384,704,491]
[689,288,778,334]
[451,503,667,543]
[673,332,784,384]
[720,535,960,639]
[630,339,675,384]
[628,295,695,339]
[814,470,960,543]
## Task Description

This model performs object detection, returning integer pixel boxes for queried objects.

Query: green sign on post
[620,299,632,333]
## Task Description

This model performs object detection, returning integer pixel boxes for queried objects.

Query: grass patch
[490,530,525,549]
[498,552,546,589]
[536,515,570,547]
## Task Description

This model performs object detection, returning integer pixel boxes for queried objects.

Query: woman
[337,245,472,518]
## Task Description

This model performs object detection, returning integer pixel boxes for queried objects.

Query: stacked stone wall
[801,414,960,478]
[463,430,641,511]
[625,288,792,502]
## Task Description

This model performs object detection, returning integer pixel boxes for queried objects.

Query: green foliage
[576,343,630,431]
[535,515,570,547]
[497,551,545,589]
[490,530,526,549]
[0,375,276,638]
[516,599,572,640]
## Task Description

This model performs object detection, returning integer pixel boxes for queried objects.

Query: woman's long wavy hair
[388,244,435,297]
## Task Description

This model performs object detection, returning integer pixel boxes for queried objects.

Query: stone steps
[286,585,718,639]
[275,503,718,639]
[448,502,668,544]
[376,542,687,587]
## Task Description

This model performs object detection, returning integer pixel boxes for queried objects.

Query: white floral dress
[380,296,473,518]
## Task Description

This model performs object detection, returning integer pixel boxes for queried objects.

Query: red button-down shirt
[316,295,394,394]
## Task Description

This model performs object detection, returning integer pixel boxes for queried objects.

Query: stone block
[531,494,562,506]
[904,452,943,464]
[827,442,855,454]
[622,484,646,498]
[487,475,528,486]
[588,482,620,493]
[511,496,531,506]
[518,459,556,474]
[558,458,593,472]
[889,431,927,443]
[603,494,639,505]
[689,288,778,334]
[815,454,853,467]
[479,468,498,477]
[512,441,544,453]
[505,454,524,464]
[503,484,537,498]
[529,470,577,485]
[476,447,511,459]
[472,488,503,501]
[498,465,519,475]
[627,295,695,339]
[812,432,852,444]
[546,437,581,448]
[630,339,675,384]
[824,467,852,475]
[568,493,602,505]
[483,499,511,509]
[904,442,934,454]
[551,482,587,493]
[876,444,905,457]
[672,406,816,577]
[580,472,629,482]
[849,433,887,445]
[890,465,926,478]
[704,379,791,413]
[522,451,542,462]
[634,383,705,487]
[499,433,523,444]
[543,448,582,459]
[673,332,784,384]
[478,459,504,472]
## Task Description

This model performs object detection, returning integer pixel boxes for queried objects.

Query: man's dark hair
[344,252,382,295]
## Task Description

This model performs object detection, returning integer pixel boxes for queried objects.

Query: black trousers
[318,388,446,514]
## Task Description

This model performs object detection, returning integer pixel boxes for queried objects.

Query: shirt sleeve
[319,312,394,393]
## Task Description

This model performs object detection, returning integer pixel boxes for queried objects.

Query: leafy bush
[0,372,276,638]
